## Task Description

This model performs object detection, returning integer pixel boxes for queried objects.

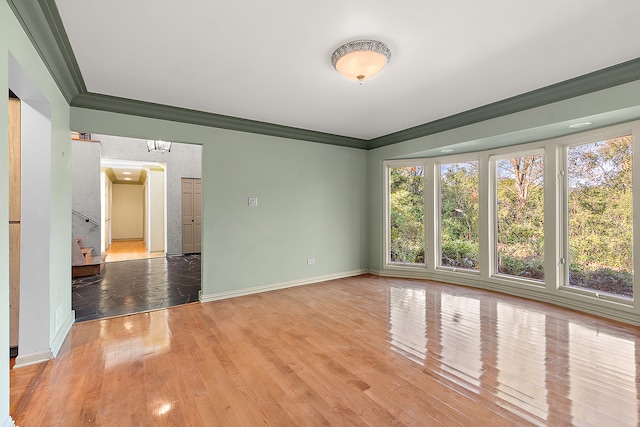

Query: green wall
[70,108,368,297]
[1,0,73,423]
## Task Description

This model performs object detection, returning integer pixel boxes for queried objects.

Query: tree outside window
[389,165,425,264]
[440,162,479,270]
[567,136,633,299]
[495,154,545,281]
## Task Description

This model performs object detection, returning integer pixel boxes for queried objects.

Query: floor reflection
[496,303,548,422]
[388,287,427,363]
[386,282,639,426]
[569,323,637,426]
[440,294,482,390]
[100,310,172,369]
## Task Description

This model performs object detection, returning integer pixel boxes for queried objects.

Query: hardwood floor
[106,239,165,262]
[11,275,640,426]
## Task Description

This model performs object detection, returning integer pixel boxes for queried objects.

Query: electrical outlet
[248,197,258,207]
[307,258,315,265]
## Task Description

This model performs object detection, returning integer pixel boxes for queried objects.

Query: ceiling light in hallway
[147,140,172,153]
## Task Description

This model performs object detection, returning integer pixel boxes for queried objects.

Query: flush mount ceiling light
[146,140,172,153]
[331,40,391,83]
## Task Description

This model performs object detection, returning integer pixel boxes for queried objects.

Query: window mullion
[479,152,492,280]
[425,160,437,272]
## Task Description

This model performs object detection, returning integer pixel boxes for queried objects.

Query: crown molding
[369,57,640,149]
[71,93,369,149]
[9,1,640,150]
[7,0,86,103]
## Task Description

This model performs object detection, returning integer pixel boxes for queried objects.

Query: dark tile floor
[72,255,201,322]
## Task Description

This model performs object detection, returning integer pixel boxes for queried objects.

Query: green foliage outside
[496,156,545,280]
[390,166,424,263]
[440,163,479,269]
[568,136,633,297]
[390,135,633,298]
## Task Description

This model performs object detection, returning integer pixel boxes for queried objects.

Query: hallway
[72,255,201,322]
[105,239,165,262]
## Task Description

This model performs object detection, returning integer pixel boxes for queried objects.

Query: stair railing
[72,209,99,231]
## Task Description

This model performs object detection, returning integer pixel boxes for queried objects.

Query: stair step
[72,253,107,278]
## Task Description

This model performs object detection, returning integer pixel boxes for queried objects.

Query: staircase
[72,238,106,278]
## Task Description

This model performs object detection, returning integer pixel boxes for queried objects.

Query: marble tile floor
[72,254,201,322]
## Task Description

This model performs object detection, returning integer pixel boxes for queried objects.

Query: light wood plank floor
[105,239,165,262]
[11,275,640,426]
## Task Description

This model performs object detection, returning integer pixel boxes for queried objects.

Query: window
[388,164,425,265]
[494,153,544,281]
[566,135,633,299]
[439,161,479,271]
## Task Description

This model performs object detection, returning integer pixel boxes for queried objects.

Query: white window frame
[558,126,638,305]
[489,148,546,286]
[436,155,481,275]
[384,159,429,270]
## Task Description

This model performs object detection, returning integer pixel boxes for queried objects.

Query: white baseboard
[51,309,75,357]
[13,310,74,369]
[200,269,367,303]
[1,416,16,427]
[14,350,51,369]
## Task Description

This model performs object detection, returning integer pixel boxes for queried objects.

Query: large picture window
[494,153,545,281]
[566,135,633,299]
[388,165,425,265]
[382,121,639,318]
[439,161,479,271]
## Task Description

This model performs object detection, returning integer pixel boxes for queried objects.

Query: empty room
[3,1,640,426]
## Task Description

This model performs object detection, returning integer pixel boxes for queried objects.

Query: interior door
[182,178,194,254]
[182,178,202,254]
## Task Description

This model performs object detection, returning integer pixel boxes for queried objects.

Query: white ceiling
[111,167,141,183]
[55,0,640,140]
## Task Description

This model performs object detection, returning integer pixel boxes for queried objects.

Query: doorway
[9,53,56,369]
[8,90,20,358]
[71,138,202,322]
[101,160,167,263]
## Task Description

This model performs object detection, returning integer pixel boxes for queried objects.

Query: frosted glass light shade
[331,40,391,83]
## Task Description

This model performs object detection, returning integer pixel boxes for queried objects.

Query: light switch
[248,197,258,207]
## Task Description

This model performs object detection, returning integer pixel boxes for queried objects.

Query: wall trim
[367,57,640,148]
[370,269,640,326]
[6,0,86,102]
[14,351,51,369]
[1,416,16,427]
[71,93,369,149]
[51,309,75,357]
[200,269,367,303]
[9,2,640,150]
